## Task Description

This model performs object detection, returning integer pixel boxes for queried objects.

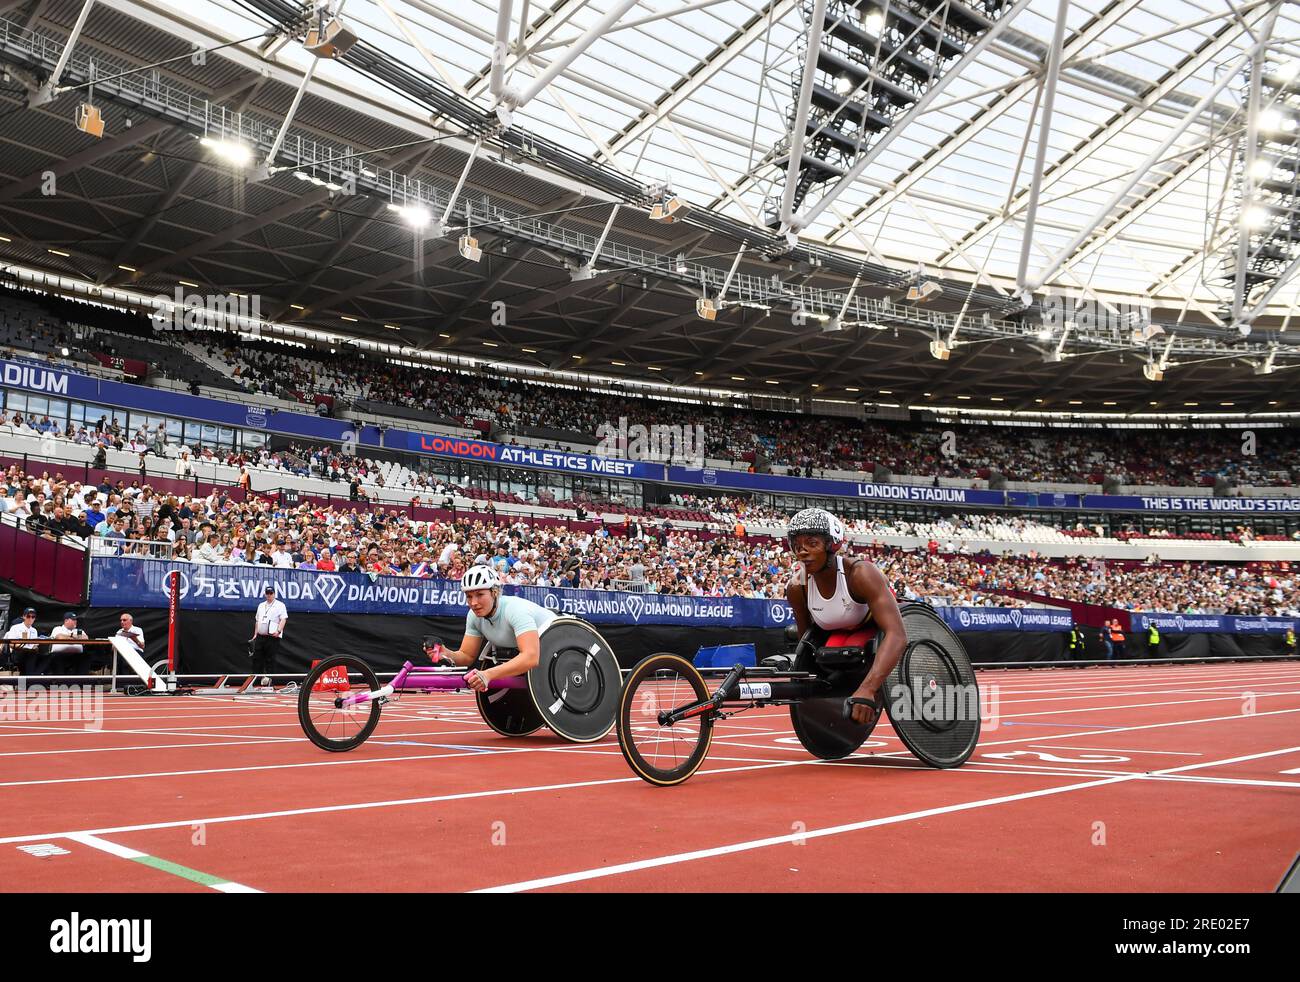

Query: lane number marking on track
[17,843,69,857]
[982,750,1131,764]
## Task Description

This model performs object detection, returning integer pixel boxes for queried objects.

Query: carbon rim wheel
[617,653,713,787]
[298,654,383,752]
[527,618,622,743]
[477,687,546,737]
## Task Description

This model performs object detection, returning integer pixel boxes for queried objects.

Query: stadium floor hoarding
[86,559,1291,634]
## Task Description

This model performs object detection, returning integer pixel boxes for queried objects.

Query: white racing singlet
[805,554,871,631]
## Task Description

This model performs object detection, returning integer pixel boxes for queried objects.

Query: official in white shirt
[49,611,89,676]
[250,586,288,688]
[112,612,146,675]
[4,608,42,676]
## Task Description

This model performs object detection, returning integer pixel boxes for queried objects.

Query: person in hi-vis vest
[1067,626,1085,660]
[1108,619,1127,660]
[1146,622,1160,658]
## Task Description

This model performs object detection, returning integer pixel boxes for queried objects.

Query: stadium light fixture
[75,102,105,138]
[1244,205,1271,229]
[929,339,951,361]
[199,136,252,167]
[862,7,885,33]
[388,202,433,231]
[696,297,720,320]
[906,280,943,303]
[1258,108,1296,134]
[303,8,358,59]
[648,187,688,224]
[458,235,483,263]
[1249,158,1273,180]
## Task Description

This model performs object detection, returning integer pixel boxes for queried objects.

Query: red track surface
[1,661,1297,892]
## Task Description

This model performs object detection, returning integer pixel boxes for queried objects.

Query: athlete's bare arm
[843,557,907,722]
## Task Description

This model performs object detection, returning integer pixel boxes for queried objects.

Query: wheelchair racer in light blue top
[433,564,558,692]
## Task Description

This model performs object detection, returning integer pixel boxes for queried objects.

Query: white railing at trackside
[613,579,655,593]
[86,537,171,559]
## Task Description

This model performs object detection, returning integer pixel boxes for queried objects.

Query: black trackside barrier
[976,654,1300,670]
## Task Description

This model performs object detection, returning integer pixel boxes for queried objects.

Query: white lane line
[0,739,626,788]
[66,832,145,860]
[473,745,1300,893]
[3,701,1296,846]
[992,692,1300,720]
[2,708,1295,850]
[1032,745,1203,756]
[66,833,263,893]
[0,758,818,845]
[0,723,506,755]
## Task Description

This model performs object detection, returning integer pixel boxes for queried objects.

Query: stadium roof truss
[0,0,1298,414]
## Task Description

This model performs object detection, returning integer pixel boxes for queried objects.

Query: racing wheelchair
[616,602,981,786]
[298,617,622,750]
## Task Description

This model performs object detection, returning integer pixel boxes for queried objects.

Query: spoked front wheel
[298,654,383,752]
[617,653,714,787]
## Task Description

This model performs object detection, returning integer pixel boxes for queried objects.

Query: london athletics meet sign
[5,358,1299,515]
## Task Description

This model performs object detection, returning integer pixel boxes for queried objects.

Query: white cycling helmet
[786,508,846,553]
[461,564,501,591]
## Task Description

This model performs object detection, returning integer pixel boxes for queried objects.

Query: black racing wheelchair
[616,602,981,786]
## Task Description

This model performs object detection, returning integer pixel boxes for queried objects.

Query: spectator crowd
[4,464,1299,616]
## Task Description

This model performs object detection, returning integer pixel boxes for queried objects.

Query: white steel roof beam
[823,0,1144,246]
[599,0,800,161]
[1024,38,1267,293]
[792,0,1040,234]
[1015,0,1070,293]
[933,7,1271,281]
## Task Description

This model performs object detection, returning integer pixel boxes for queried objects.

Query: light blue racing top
[465,594,557,649]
